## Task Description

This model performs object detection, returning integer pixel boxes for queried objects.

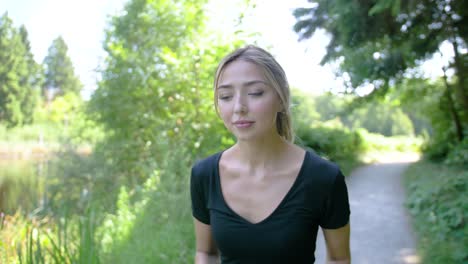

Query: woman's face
[216,60,282,141]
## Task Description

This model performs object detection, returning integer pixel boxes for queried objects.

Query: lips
[233,120,254,128]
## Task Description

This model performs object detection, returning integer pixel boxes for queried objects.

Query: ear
[277,100,284,113]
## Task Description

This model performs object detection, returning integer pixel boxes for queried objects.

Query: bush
[97,143,195,263]
[422,131,453,161]
[295,120,364,162]
[358,130,423,153]
[444,138,468,167]
[404,161,468,263]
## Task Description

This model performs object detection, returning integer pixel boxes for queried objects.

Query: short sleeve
[190,164,210,224]
[319,170,350,229]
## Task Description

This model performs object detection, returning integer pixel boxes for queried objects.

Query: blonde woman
[191,45,351,264]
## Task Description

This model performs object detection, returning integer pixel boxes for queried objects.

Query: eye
[218,95,232,101]
[249,91,264,97]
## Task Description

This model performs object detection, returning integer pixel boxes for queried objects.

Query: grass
[1,208,101,264]
[403,160,468,264]
[0,122,96,159]
[0,123,62,144]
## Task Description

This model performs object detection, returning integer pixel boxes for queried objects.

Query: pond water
[0,159,49,215]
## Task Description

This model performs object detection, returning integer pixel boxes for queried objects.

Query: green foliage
[37,0,254,260]
[350,102,414,136]
[291,89,321,128]
[7,175,103,263]
[398,78,463,161]
[0,123,59,143]
[312,92,349,121]
[97,146,194,263]
[404,160,468,263]
[295,119,365,162]
[293,0,468,88]
[41,93,105,146]
[444,138,468,167]
[43,36,82,99]
[293,0,468,150]
[0,13,42,127]
[37,4,245,261]
[304,92,416,137]
[11,209,101,264]
[358,130,422,153]
[43,150,112,216]
[88,0,241,188]
[0,98,104,148]
[291,89,422,165]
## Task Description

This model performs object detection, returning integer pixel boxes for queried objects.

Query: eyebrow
[217,80,268,90]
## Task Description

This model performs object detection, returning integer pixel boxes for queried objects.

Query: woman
[190,45,351,264]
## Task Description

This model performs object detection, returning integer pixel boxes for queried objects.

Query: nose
[233,94,248,114]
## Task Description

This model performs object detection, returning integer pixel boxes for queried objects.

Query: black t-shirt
[190,150,350,264]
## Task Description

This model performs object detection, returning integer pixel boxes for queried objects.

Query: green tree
[312,92,415,136]
[293,0,468,139]
[399,77,455,158]
[19,25,43,124]
[88,0,244,188]
[0,13,41,127]
[82,0,246,261]
[43,36,82,99]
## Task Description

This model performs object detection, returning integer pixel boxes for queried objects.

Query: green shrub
[404,161,468,263]
[422,130,452,161]
[358,130,423,153]
[295,120,364,162]
[97,144,195,263]
[444,138,468,167]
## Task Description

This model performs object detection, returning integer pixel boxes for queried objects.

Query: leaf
[368,0,392,16]
[391,0,401,16]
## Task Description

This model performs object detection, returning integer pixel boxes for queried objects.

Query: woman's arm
[194,218,219,264]
[322,223,351,264]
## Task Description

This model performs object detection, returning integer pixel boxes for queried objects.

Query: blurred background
[0,0,466,263]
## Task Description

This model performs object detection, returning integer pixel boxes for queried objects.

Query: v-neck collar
[215,150,309,225]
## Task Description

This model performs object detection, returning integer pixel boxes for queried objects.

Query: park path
[314,153,421,264]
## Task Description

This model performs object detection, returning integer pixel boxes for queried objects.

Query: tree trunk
[452,40,468,122]
[442,67,464,141]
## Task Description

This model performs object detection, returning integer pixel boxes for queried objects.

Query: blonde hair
[213,45,294,142]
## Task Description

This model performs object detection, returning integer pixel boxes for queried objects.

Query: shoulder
[191,151,223,180]
[302,150,341,186]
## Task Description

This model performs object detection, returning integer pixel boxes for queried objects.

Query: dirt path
[314,154,421,264]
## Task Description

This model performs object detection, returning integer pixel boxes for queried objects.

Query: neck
[232,133,290,170]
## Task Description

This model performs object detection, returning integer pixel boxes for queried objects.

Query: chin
[234,132,272,143]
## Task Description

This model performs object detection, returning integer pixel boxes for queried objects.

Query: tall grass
[1,139,198,263]
[97,144,196,263]
[1,207,101,263]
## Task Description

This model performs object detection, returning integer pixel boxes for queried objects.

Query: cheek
[251,100,279,119]
[218,104,232,123]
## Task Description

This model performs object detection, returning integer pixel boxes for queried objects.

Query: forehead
[218,60,266,85]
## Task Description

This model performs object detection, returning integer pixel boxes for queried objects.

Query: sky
[1,0,452,99]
